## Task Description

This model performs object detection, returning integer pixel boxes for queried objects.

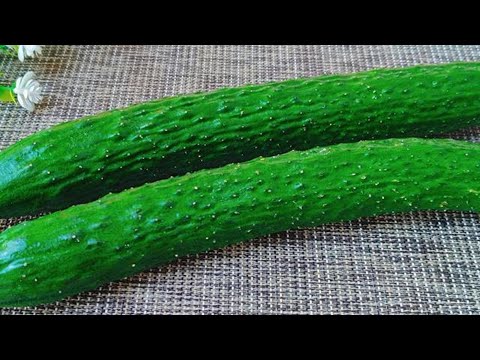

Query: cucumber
[1,138,480,307]
[2,63,480,218]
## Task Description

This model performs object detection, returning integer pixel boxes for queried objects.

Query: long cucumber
[1,63,480,217]
[1,138,480,307]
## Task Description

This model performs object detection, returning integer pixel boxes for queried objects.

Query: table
[1,45,480,315]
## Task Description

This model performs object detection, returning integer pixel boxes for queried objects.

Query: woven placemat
[1,45,480,315]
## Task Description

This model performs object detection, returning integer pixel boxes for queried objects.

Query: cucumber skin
[2,63,480,218]
[1,138,480,308]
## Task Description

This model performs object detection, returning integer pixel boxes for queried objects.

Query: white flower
[13,71,43,112]
[6,45,43,62]
[18,45,43,62]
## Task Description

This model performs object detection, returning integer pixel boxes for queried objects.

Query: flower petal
[23,97,35,112]
[18,46,25,62]
[20,72,35,90]
[17,93,27,109]
[23,71,35,84]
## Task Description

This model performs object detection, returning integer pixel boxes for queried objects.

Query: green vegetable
[2,62,480,218]
[1,138,480,307]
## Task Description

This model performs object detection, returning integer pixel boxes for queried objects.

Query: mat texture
[1,45,480,315]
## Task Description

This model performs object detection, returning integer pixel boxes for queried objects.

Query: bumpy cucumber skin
[1,138,480,307]
[2,63,480,217]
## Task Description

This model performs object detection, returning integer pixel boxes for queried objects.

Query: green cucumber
[1,138,480,307]
[2,62,480,218]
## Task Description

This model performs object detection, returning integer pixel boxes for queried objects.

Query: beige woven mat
[1,45,480,315]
